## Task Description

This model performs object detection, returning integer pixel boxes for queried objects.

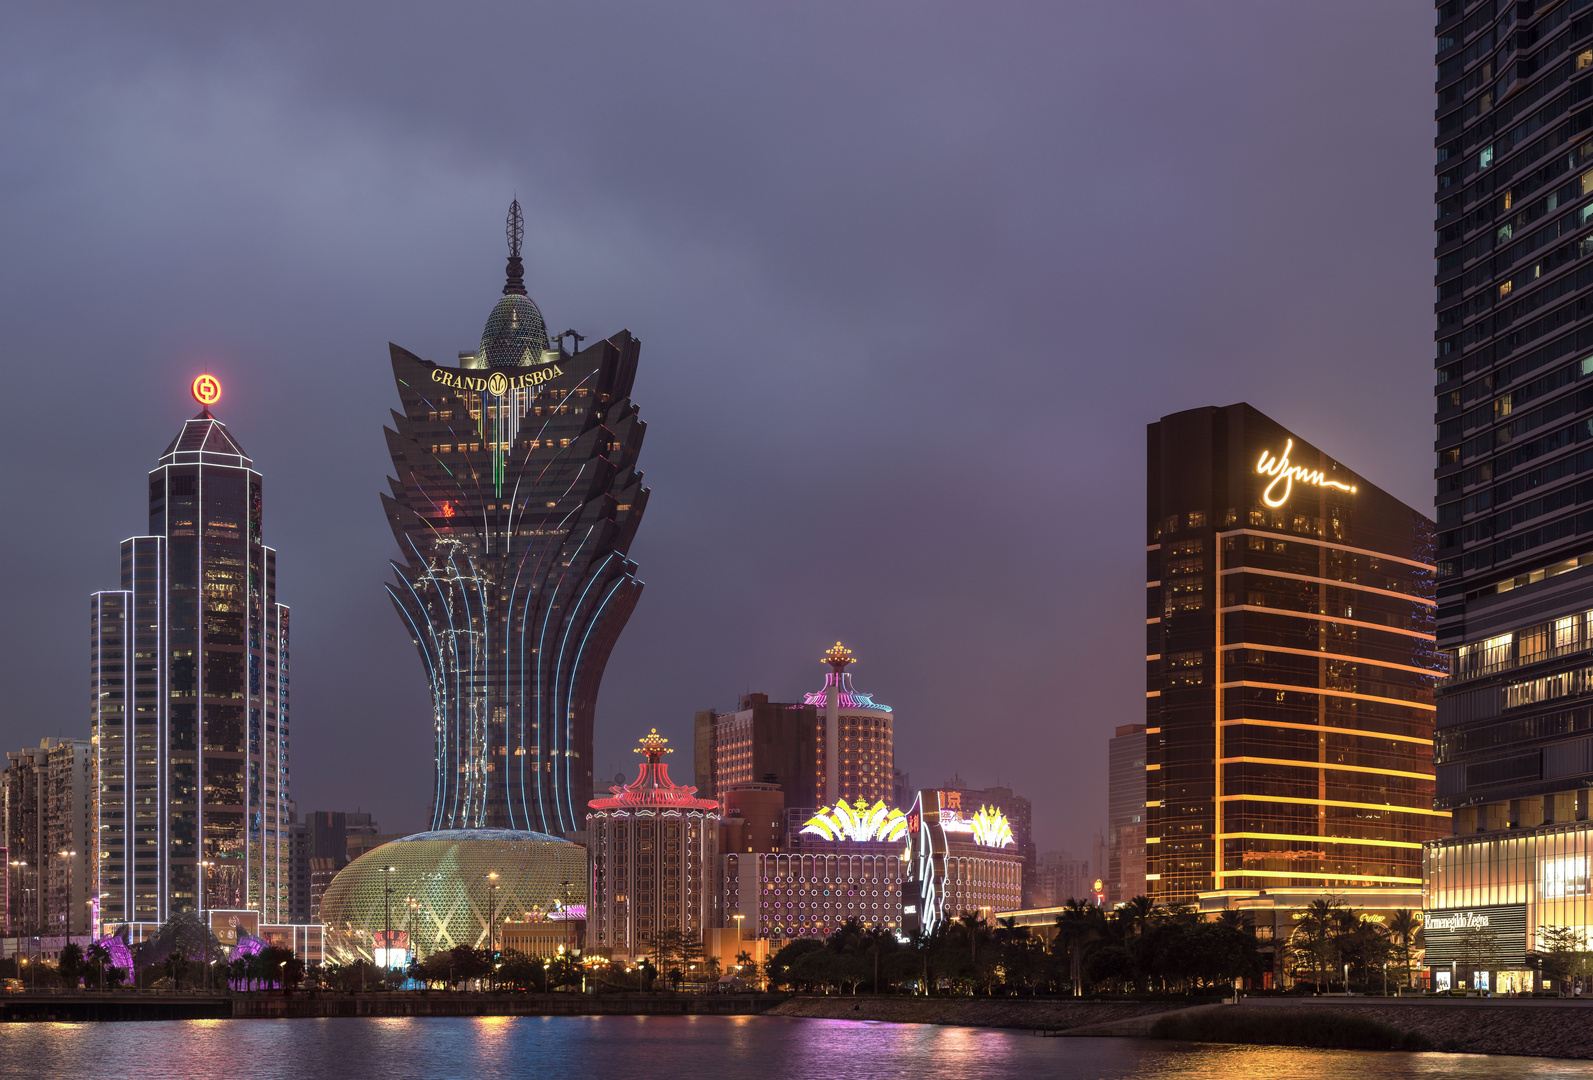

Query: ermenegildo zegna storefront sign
[1422,904,1528,966]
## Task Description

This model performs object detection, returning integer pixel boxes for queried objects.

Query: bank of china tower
[383,203,648,836]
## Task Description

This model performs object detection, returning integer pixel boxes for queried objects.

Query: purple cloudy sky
[0,3,1437,856]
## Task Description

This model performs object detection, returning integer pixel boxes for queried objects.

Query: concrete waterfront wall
[769,994,1593,1059]
[232,991,784,1019]
[1204,998,1593,1060]
[766,996,1187,1030]
[0,991,783,1022]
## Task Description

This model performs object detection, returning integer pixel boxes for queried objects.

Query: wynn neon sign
[1256,439,1357,507]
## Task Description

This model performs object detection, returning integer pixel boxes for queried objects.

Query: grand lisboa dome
[318,829,587,964]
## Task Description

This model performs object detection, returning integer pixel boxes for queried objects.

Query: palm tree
[84,941,112,991]
[1119,895,1157,937]
[1386,909,1421,989]
[1053,899,1103,997]
[1293,898,1339,990]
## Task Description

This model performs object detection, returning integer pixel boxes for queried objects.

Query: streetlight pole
[199,860,213,991]
[8,861,27,988]
[7,861,20,964]
[58,850,76,941]
[380,866,396,983]
[487,872,500,989]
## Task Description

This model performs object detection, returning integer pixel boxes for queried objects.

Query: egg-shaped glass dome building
[318,829,586,963]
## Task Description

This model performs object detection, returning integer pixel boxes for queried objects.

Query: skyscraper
[1145,404,1446,908]
[383,202,648,835]
[693,693,819,803]
[695,643,896,814]
[806,643,895,807]
[91,381,291,926]
[587,730,718,958]
[1426,6,1593,991]
[1107,723,1147,905]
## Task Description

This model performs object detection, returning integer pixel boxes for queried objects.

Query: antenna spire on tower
[503,198,527,296]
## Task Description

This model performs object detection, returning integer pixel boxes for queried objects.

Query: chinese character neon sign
[191,374,222,407]
[1256,439,1356,507]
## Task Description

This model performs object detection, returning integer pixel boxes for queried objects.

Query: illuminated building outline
[383,202,647,834]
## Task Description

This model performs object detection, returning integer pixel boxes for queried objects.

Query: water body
[0,1015,1583,1080]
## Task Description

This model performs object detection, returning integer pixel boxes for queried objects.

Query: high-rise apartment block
[1145,404,1446,907]
[1031,850,1093,908]
[2,739,95,936]
[91,393,291,926]
[1107,724,1147,904]
[587,731,718,959]
[807,644,896,806]
[694,694,819,802]
[383,202,647,835]
[696,644,897,812]
[1426,4,1593,991]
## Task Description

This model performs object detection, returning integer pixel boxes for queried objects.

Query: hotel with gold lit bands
[1144,404,1447,931]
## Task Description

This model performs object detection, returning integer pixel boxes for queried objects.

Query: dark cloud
[0,2,1436,854]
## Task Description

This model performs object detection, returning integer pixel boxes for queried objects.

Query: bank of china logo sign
[801,799,908,842]
[1256,439,1358,508]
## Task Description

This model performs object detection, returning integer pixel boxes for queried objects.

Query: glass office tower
[384,202,648,835]
[91,405,290,925]
[1107,723,1147,905]
[1145,404,1446,907]
[1427,4,1593,989]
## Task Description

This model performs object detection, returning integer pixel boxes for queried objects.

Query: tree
[1053,899,1105,996]
[1455,922,1495,990]
[1292,898,1340,990]
[1119,895,1158,937]
[680,933,706,983]
[84,941,111,991]
[765,938,825,990]
[163,952,190,991]
[1385,909,1422,988]
[650,929,686,985]
[1539,925,1579,990]
[57,943,84,989]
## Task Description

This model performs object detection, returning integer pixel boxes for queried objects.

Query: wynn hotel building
[1144,404,1448,916]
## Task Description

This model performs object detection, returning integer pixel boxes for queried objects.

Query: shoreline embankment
[11,989,1593,1058]
[769,993,1593,1059]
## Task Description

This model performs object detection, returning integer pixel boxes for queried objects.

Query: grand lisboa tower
[382,202,648,836]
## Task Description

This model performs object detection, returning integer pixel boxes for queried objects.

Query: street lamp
[9,861,30,990]
[379,866,397,979]
[487,872,500,969]
[58,851,76,940]
[199,860,214,991]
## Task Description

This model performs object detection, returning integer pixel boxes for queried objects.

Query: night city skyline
[0,3,1441,861]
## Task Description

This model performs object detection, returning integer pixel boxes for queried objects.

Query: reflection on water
[0,1014,1583,1080]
